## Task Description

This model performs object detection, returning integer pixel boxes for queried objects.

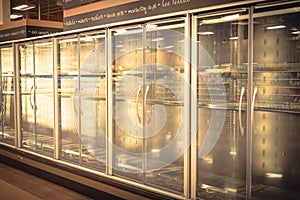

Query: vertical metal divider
[0,48,3,141]
[246,6,254,200]
[106,28,113,176]
[183,13,192,199]
[142,23,147,184]
[53,37,60,160]
[14,43,22,148]
[190,15,198,200]
[78,35,82,165]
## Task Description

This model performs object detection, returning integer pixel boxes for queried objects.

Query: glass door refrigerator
[193,9,249,199]
[252,5,300,199]
[19,40,54,157]
[0,46,15,145]
[110,17,189,194]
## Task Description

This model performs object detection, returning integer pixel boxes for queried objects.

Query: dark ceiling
[11,0,63,21]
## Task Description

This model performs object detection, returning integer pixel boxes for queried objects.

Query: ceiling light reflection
[164,45,174,49]
[146,24,158,29]
[13,4,35,11]
[198,32,214,35]
[151,37,164,42]
[10,14,23,19]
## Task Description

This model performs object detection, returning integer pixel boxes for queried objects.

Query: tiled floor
[0,162,91,200]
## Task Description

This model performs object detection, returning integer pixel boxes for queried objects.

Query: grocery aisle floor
[0,162,91,200]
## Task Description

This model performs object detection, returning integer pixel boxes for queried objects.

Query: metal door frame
[107,15,191,197]
[191,8,253,199]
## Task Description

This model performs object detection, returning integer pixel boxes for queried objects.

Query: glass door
[144,19,186,193]
[57,32,107,171]
[252,5,300,199]
[111,25,144,181]
[0,46,15,145]
[111,18,188,193]
[34,40,54,156]
[19,40,54,157]
[78,32,106,171]
[19,43,36,151]
[57,35,81,163]
[194,10,249,199]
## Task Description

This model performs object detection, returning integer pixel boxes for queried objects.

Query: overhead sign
[63,0,258,31]
[0,26,62,42]
[62,0,99,9]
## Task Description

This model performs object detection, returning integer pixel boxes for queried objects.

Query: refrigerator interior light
[115,29,128,34]
[266,25,286,30]
[265,173,283,178]
[229,36,238,40]
[201,14,240,25]
[223,14,240,21]
[198,31,214,35]
[151,37,164,42]
[151,148,161,153]
[203,157,213,164]
[201,184,211,189]
[224,187,237,193]
[164,45,174,49]
[146,24,158,29]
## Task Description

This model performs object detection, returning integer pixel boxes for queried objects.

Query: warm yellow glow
[266,173,283,178]
[166,131,172,140]
[223,14,240,21]
[201,184,211,189]
[224,187,237,193]
[203,157,213,164]
[230,151,237,156]
[151,148,161,153]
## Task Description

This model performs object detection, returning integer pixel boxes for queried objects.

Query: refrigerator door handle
[239,87,245,136]
[136,86,142,124]
[30,85,35,110]
[251,87,258,133]
[144,85,150,124]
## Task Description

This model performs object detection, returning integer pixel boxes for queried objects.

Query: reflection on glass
[112,26,143,181]
[0,47,15,145]
[20,41,54,156]
[196,13,248,199]
[58,34,107,171]
[58,36,81,163]
[144,23,185,193]
[20,44,35,151]
[252,10,300,199]
[112,22,185,192]
[79,33,106,171]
